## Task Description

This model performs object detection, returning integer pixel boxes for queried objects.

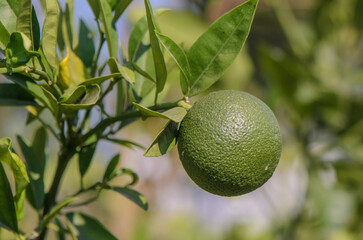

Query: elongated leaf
[156,32,191,95]
[67,212,117,240]
[0,138,29,224]
[144,0,167,94]
[80,73,121,86]
[103,154,120,181]
[144,121,179,157]
[0,1,17,34]
[78,19,95,67]
[0,162,18,232]
[2,74,54,110]
[87,0,100,18]
[113,0,133,23]
[104,138,145,150]
[41,0,60,72]
[42,87,59,116]
[187,0,258,96]
[0,83,37,106]
[99,0,118,57]
[17,135,45,210]
[133,103,186,122]
[60,84,101,110]
[62,0,75,49]
[0,22,10,49]
[128,16,148,62]
[108,57,135,84]
[6,0,22,16]
[78,141,97,177]
[40,197,77,233]
[16,0,32,44]
[110,187,148,210]
[60,85,86,104]
[32,6,40,50]
[131,62,155,83]
[16,0,39,50]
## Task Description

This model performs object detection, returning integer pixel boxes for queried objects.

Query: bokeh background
[1,0,363,239]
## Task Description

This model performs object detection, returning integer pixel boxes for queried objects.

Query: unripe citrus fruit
[177,90,282,196]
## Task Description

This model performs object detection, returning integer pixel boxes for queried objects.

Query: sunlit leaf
[144,121,179,157]
[99,0,118,57]
[187,0,258,96]
[41,0,60,72]
[133,103,186,122]
[108,57,135,84]
[0,1,17,34]
[0,138,30,224]
[156,32,191,95]
[144,0,167,94]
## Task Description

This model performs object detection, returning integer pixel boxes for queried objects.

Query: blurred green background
[1,0,363,239]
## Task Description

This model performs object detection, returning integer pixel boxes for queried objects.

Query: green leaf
[62,0,75,49]
[187,0,258,96]
[40,197,77,234]
[41,0,60,72]
[0,162,18,232]
[0,22,10,49]
[104,138,145,150]
[16,134,45,210]
[144,0,167,94]
[156,32,191,95]
[78,142,97,177]
[87,0,100,18]
[103,154,120,181]
[6,0,22,16]
[113,0,133,24]
[80,73,121,86]
[32,7,41,51]
[60,85,86,104]
[6,32,36,66]
[0,138,30,223]
[16,0,39,51]
[66,212,117,240]
[128,16,148,62]
[78,19,95,67]
[2,73,55,111]
[133,103,187,122]
[131,62,155,83]
[60,84,101,111]
[42,87,59,116]
[99,0,118,58]
[109,187,148,210]
[0,1,17,34]
[0,83,37,106]
[144,121,179,157]
[108,57,135,84]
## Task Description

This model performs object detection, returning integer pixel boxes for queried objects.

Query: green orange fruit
[177,90,282,196]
